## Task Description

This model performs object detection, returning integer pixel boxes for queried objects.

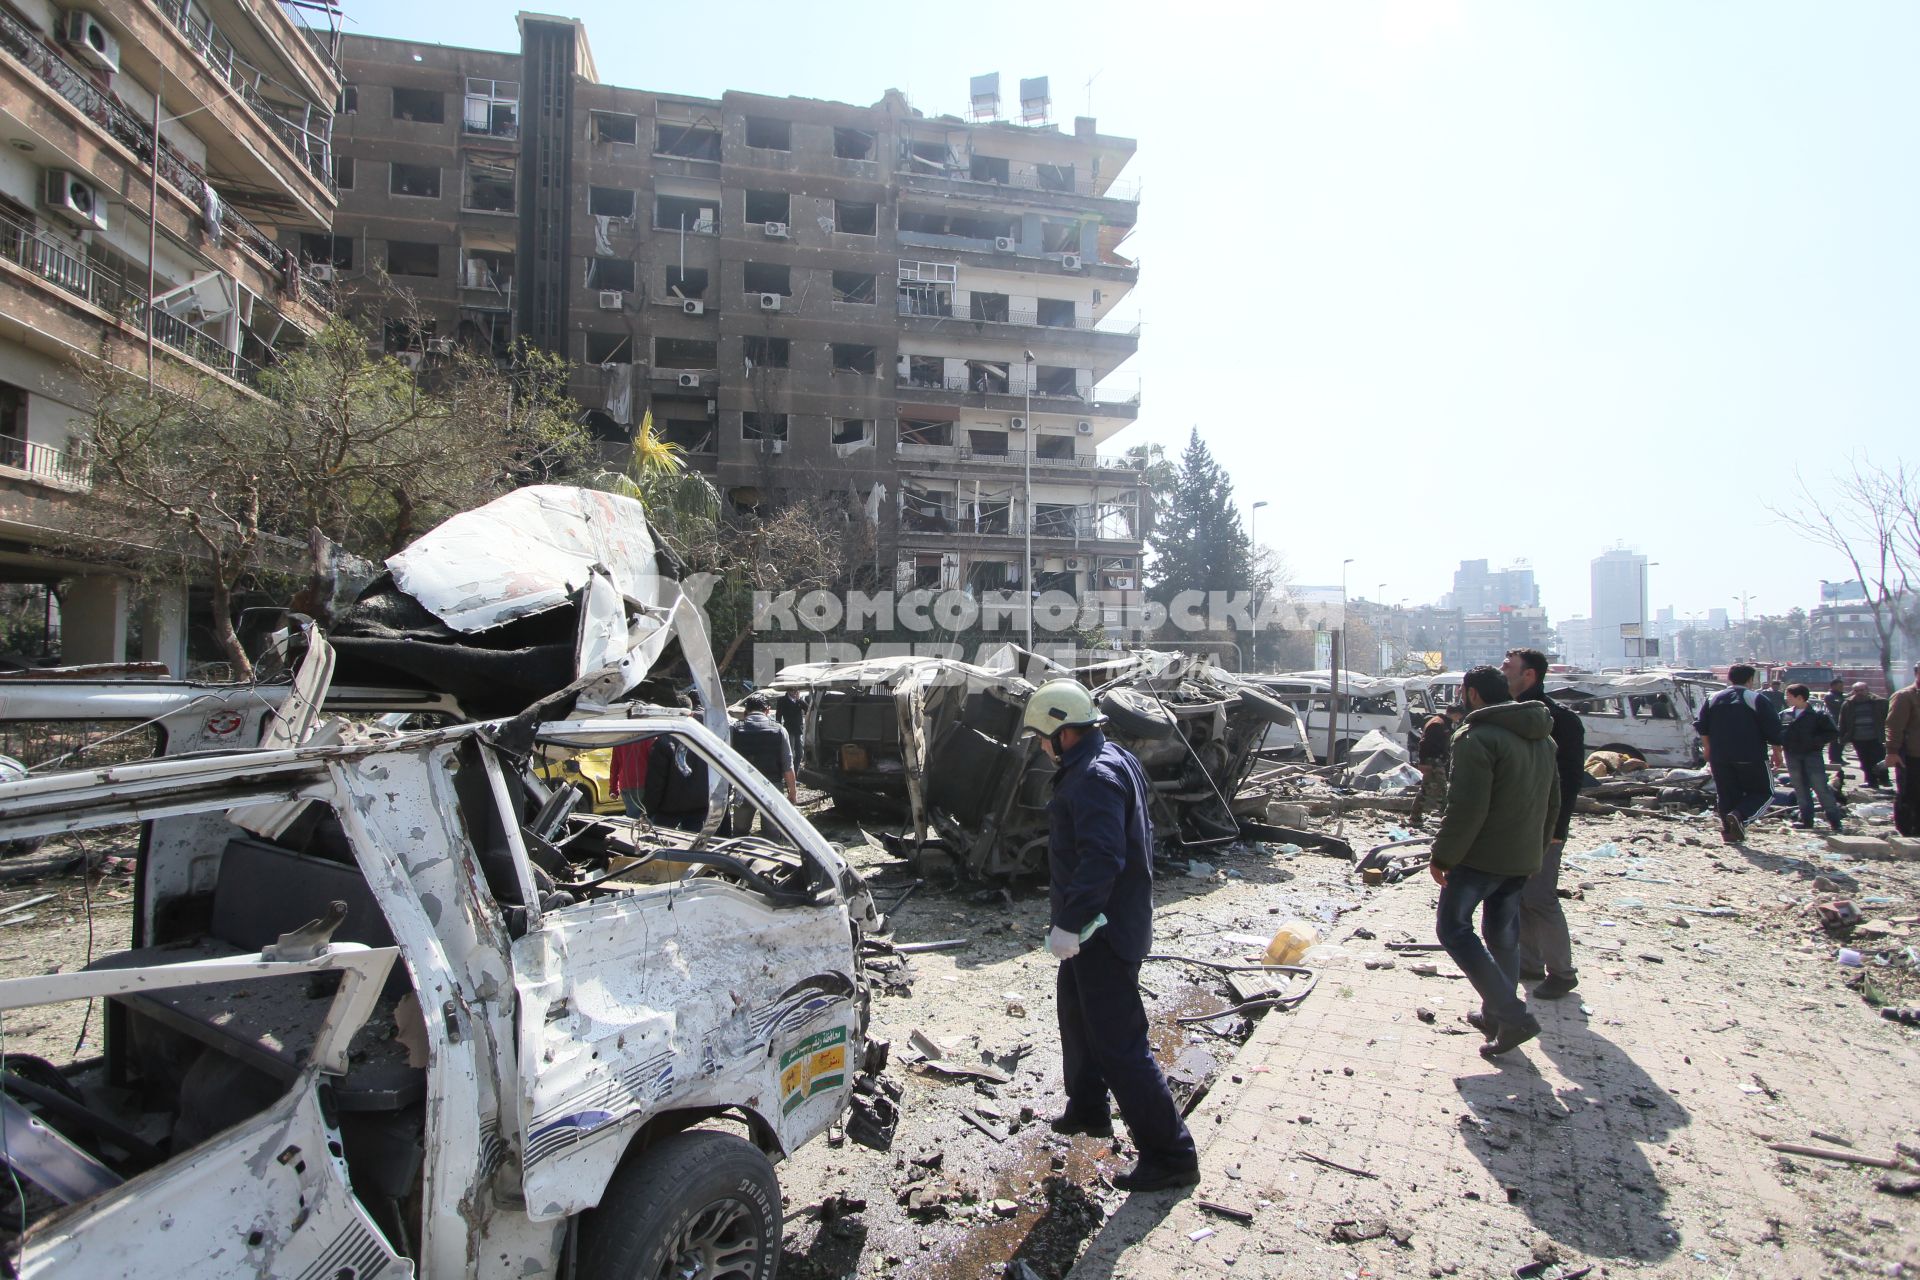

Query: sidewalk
[1071,827,1920,1279]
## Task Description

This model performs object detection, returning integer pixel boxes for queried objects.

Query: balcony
[895,162,1140,207]
[149,0,334,192]
[0,7,312,296]
[0,436,87,489]
[900,444,1149,476]
[894,373,1142,416]
[898,296,1142,338]
[0,209,262,388]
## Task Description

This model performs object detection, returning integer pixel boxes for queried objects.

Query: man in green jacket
[1429,666,1561,1058]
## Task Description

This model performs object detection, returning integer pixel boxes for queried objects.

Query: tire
[577,1129,780,1280]
[1099,688,1177,740]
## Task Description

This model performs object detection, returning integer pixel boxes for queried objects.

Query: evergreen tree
[1145,428,1253,606]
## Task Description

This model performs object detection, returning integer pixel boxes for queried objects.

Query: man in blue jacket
[1024,679,1198,1193]
[1694,663,1783,844]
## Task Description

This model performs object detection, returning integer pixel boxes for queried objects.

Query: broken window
[743,336,789,369]
[585,332,634,364]
[967,499,1012,535]
[905,139,951,171]
[462,249,512,289]
[581,410,625,442]
[299,233,353,269]
[1036,298,1077,328]
[656,121,722,160]
[463,78,518,137]
[744,190,789,225]
[1039,219,1082,254]
[332,155,354,190]
[383,317,434,353]
[913,558,942,589]
[902,356,945,389]
[835,201,878,236]
[969,153,1010,184]
[897,269,953,317]
[659,417,714,453]
[590,186,636,219]
[338,84,358,114]
[1036,162,1075,193]
[391,87,443,123]
[591,110,638,144]
[654,194,716,231]
[384,240,438,277]
[586,258,635,290]
[832,419,872,446]
[902,487,955,532]
[655,337,716,367]
[1034,364,1077,396]
[464,157,515,212]
[1035,435,1075,460]
[969,560,1011,591]
[966,360,1012,393]
[665,266,709,299]
[1035,569,1076,594]
[744,262,791,296]
[1034,503,1080,537]
[389,162,440,198]
[897,209,1018,243]
[968,428,1009,456]
[832,271,876,304]
[834,127,875,160]
[831,343,878,374]
[742,412,788,441]
[898,418,952,447]
[969,293,1010,323]
[744,116,791,150]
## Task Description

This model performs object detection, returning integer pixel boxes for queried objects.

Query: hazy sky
[337,1,1918,622]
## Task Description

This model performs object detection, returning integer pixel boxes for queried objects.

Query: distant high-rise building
[1450,559,1539,615]
[1590,548,1650,667]
[1556,616,1594,669]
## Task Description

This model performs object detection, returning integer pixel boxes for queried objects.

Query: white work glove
[1046,926,1081,961]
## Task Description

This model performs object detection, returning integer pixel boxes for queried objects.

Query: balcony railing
[0,435,87,487]
[0,6,309,290]
[149,0,335,190]
[0,209,261,386]
[895,374,1141,408]
[903,444,1149,473]
[897,298,1142,336]
[897,162,1141,202]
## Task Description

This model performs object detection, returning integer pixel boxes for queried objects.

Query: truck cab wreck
[0,488,879,1279]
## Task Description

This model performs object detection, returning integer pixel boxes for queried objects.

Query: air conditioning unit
[1075,419,1094,435]
[425,337,453,356]
[1060,253,1082,271]
[759,293,782,311]
[598,290,625,310]
[676,372,700,388]
[1008,416,1027,431]
[764,221,789,239]
[993,236,1016,252]
[42,169,106,230]
[681,298,705,316]
[308,263,338,283]
[1066,558,1084,570]
[61,10,119,74]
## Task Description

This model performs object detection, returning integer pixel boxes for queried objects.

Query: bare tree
[1776,462,1920,687]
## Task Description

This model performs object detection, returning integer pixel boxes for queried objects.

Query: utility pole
[1022,349,1034,652]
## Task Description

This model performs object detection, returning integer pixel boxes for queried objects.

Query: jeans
[1897,754,1920,838]
[1710,758,1773,821]
[1057,935,1196,1165]
[620,789,646,820]
[1785,752,1843,825]
[1518,839,1575,979]
[1435,865,1530,1026]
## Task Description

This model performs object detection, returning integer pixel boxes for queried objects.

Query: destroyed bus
[0,488,881,1280]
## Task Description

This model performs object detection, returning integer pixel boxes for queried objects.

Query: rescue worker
[1694,663,1782,844]
[730,693,798,835]
[1023,680,1199,1193]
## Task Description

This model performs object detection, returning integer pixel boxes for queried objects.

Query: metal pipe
[145,68,163,395]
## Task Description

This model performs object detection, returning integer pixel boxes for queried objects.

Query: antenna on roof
[1020,76,1050,124]
[969,73,1000,121]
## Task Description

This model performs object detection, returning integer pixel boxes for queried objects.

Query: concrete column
[60,575,129,665]
[138,584,189,676]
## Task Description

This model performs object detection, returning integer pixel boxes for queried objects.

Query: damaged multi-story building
[323,17,1149,641]
[0,0,342,669]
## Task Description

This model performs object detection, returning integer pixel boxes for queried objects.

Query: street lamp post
[1249,501,1268,670]
[1022,349,1034,652]
[1637,559,1659,669]
[1328,557,1353,762]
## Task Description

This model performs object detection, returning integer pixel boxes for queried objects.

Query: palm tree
[596,411,720,560]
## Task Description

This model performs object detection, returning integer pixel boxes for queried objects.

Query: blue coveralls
[1048,728,1196,1166]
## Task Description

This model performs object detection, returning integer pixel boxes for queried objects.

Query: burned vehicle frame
[0,712,879,1279]
[773,651,1301,878]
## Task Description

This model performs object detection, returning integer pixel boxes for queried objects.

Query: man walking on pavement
[1825,678,1850,783]
[1024,679,1199,1193]
[1694,663,1782,844]
[1843,682,1892,789]
[1429,666,1560,1058]
[1781,683,1846,832]
[729,693,799,835]
[1888,663,1920,838]
[1501,647,1585,1000]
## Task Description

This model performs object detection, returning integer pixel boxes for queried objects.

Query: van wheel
[1099,688,1177,739]
[577,1130,780,1280]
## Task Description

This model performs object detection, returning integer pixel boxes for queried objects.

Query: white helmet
[1021,679,1105,737]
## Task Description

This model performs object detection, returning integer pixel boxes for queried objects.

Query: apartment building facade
[0,0,339,668]
[324,16,1149,642]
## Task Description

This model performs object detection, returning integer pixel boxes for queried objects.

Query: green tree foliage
[1145,428,1252,606]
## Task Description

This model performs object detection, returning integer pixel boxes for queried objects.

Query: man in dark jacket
[1502,647,1585,1000]
[730,694,798,835]
[1430,666,1560,1058]
[1841,683,1891,788]
[1694,663,1782,844]
[1409,706,1462,825]
[1023,679,1197,1193]
[775,689,807,763]
[1824,678,1849,774]
[1781,683,1844,831]
[641,734,710,832]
